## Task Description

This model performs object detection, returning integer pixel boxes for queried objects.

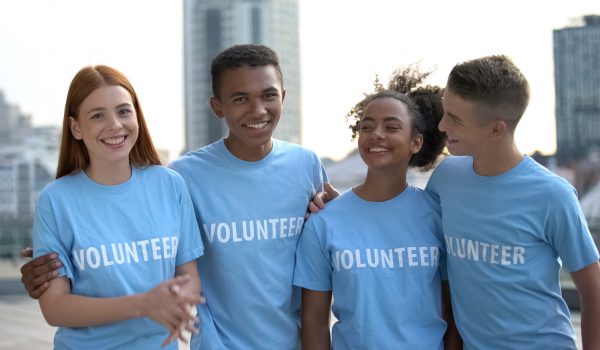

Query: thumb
[20,247,33,258]
[171,274,191,286]
[324,182,340,198]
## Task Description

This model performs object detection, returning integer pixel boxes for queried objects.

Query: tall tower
[553,15,600,162]
[183,0,301,153]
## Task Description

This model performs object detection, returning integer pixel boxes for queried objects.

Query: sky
[0,0,598,161]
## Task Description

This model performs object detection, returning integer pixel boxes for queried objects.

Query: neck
[472,140,523,176]
[86,161,132,185]
[224,137,273,162]
[354,167,408,202]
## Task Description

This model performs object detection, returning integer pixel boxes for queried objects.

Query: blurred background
[0,0,598,348]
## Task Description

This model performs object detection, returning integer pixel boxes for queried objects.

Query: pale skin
[303,97,461,349]
[34,85,203,347]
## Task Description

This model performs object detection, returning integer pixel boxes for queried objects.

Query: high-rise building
[183,0,301,153]
[0,91,31,147]
[553,15,600,162]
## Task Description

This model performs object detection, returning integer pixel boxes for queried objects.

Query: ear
[209,97,224,119]
[281,88,286,104]
[489,120,507,140]
[411,134,424,154]
[69,116,83,140]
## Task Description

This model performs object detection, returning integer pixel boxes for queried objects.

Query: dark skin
[20,248,61,298]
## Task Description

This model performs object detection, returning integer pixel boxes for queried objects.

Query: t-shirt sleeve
[545,187,599,272]
[175,177,204,266]
[32,193,73,280]
[313,156,328,193]
[293,219,332,291]
[424,165,442,202]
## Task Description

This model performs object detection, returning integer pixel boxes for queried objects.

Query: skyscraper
[183,0,301,153]
[553,15,600,162]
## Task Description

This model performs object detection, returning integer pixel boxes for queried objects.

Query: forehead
[219,65,282,94]
[363,97,409,120]
[80,85,133,110]
[442,89,481,121]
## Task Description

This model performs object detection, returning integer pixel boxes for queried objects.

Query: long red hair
[56,65,161,178]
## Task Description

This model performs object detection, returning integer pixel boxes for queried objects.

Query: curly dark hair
[347,65,447,170]
[210,44,283,98]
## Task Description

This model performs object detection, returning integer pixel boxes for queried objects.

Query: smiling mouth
[244,121,269,129]
[368,147,390,153]
[102,136,127,145]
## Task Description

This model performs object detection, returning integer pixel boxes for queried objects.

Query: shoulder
[520,157,576,200]
[36,173,82,207]
[139,164,185,182]
[432,155,470,174]
[170,143,221,173]
[272,139,323,168]
[411,186,441,210]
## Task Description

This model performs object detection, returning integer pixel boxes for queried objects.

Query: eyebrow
[362,116,404,123]
[446,111,463,124]
[228,87,280,99]
[85,103,132,115]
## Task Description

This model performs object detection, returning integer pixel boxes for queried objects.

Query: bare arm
[301,288,332,350]
[570,261,600,350]
[38,274,202,333]
[19,247,61,299]
[441,281,462,350]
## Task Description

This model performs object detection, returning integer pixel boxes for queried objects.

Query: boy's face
[439,88,491,157]
[210,65,285,155]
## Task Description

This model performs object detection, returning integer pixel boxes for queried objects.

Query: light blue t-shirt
[169,138,327,350]
[293,186,447,350]
[33,165,204,350]
[426,156,599,350]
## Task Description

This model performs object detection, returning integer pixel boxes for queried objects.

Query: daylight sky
[0,0,598,160]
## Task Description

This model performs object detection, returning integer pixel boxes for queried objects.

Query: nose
[370,125,384,140]
[438,114,448,132]
[108,113,123,130]
[249,99,267,116]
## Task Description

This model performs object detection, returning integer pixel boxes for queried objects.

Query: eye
[386,125,401,131]
[264,92,278,99]
[233,96,247,103]
[90,113,103,119]
[118,108,133,117]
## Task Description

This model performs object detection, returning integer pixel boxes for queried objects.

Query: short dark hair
[210,44,283,98]
[446,55,530,129]
[348,66,446,171]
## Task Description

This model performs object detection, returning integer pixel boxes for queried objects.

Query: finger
[27,270,59,292]
[314,194,326,208]
[19,247,33,258]
[28,282,50,299]
[184,316,200,334]
[162,328,181,348]
[170,284,181,295]
[20,254,59,274]
[31,260,61,278]
[169,274,191,286]
[308,201,320,214]
[179,294,205,306]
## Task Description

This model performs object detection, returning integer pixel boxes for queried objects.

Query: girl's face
[69,85,139,170]
[358,97,422,171]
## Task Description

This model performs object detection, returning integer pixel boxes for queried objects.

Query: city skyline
[0,1,599,161]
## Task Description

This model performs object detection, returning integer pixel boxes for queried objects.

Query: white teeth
[369,147,389,152]
[246,122,268,129]
[103,136,125,145]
